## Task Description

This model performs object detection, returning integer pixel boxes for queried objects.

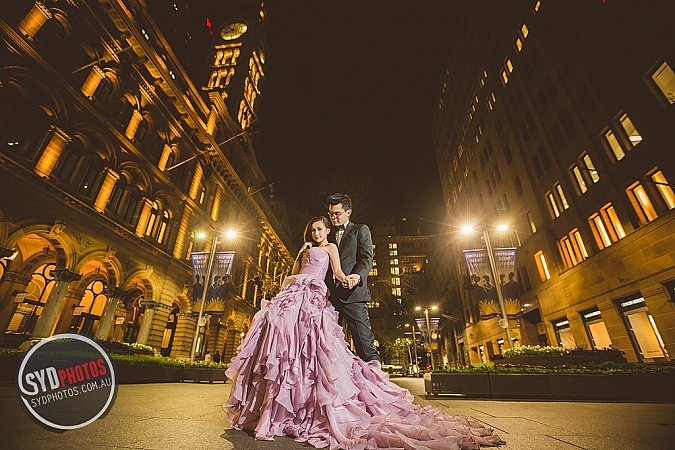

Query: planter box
[611,373,675,402]
[496,354,626,366]
[550,374,615,399]
[425,372,491,396]
[183,367,227,383]
[114,363,184,384]
[0,357,20,383]
[489,373,552,398]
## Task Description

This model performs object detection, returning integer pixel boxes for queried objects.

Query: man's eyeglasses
[328,211,345,218]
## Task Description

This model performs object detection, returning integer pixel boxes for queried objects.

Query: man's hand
[343,274,360,289]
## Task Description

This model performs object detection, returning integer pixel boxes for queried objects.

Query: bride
[223,216,505,449]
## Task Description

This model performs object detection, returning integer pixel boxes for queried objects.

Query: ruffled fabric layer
[224,274,504,449]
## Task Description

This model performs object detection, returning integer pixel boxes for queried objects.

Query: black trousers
[333,300,380,362]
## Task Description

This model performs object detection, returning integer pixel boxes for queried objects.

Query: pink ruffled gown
[223,247,504,449]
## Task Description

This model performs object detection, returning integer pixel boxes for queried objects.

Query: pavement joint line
[544,434,588,449]
[469,416,509,434]
[468,407,496,417]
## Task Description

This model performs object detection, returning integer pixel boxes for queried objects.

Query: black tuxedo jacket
[325,222,373,304]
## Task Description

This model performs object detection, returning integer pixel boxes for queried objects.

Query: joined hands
[341,274,360,289]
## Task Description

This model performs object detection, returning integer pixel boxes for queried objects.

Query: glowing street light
[190,229,236,361]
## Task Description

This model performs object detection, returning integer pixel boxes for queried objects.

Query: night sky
[254,2,453,233]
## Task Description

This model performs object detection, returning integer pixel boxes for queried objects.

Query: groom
[325,193,380,363]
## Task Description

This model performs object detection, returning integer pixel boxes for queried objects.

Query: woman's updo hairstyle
[303,216,332,245]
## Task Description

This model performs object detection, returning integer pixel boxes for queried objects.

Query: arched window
[4,107,52,163]
[145,201,160,237]
[107,175,127,215]
[121,185,143,226]
[198,183,206,206]
[5,263,56,336]
[115,97,134,126]
[93,77,112,104]
[53,136,84,183]
[157,210,170,244]
[69,279,107,336]
[77,155,104,199]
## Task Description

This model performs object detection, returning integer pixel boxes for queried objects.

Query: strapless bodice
[298,247,330,279]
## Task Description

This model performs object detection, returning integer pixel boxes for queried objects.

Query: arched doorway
[123,288,145,343]
[69,278,107,336]
[0,231,70,348]
[5,262,55,339]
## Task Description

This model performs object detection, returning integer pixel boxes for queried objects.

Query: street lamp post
[190,234,218,362]
[415,305,438,370]
[463,225,514,349]
[190,230,236,361]
[405,323,419,376]
[482,229,514,348]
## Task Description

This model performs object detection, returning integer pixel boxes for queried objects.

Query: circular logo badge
[15,333,118,432]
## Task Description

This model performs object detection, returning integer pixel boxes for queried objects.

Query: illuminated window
[559,228,588,269]
[521,24,529,38]
[506,58,514,73]
[651,62,675,104]
[534,250,551,281]
[389,250,397,256]
[392,277,400,286]
[392,287,401,296]
[515,38,523,52]
[390,259,398,265]
[651,170,675,209]
[547,192,560,218]
[604,130,625,161]
[501,69,509,85]
[583,155,600,183]
[369,268,378,277]
[534,1,541,13]
[588,203,626,250]
[572,166,587,193]
[619,114,642,146]
[627,181,658,223]
[389,243,398,249]
[390,267,400,275]
[556,184,569,210]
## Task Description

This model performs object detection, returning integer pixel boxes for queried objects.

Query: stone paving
[1,377,674,449]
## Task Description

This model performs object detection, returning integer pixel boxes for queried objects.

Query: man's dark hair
[327,193,352,211]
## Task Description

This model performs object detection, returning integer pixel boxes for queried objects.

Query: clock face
[220,22,247,41]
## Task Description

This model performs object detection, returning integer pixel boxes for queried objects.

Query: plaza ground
[1,377,674,449]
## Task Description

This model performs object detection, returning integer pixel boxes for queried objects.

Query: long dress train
[223,247,504,449]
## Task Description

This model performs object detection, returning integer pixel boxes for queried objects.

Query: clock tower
[203,1,267,131]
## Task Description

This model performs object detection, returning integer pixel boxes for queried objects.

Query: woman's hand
[296,242,312,260]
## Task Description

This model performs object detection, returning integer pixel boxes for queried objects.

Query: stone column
[135,197,154,237]
[125,110,143,140]
[135,300,156,345]
[30,269,82,339]
[81,65,106,99]
[18,1,52,40]
[93,167,120,213]
[0,271,32,336]
[94,287,126,341]
[34,126,71,179]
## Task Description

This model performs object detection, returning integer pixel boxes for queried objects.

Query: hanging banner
[463,248,521,320]
[191,251,235,316]
[415,317,440,351]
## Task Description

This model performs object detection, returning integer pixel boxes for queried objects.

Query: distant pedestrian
[204,351,212,363]
[213,350,221,364]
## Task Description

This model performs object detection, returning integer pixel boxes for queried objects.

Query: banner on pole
[415,317,440,351]
[463,248,522,320]
[190,251,235,316]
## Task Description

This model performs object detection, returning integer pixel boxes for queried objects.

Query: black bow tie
[336,225,346,231]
